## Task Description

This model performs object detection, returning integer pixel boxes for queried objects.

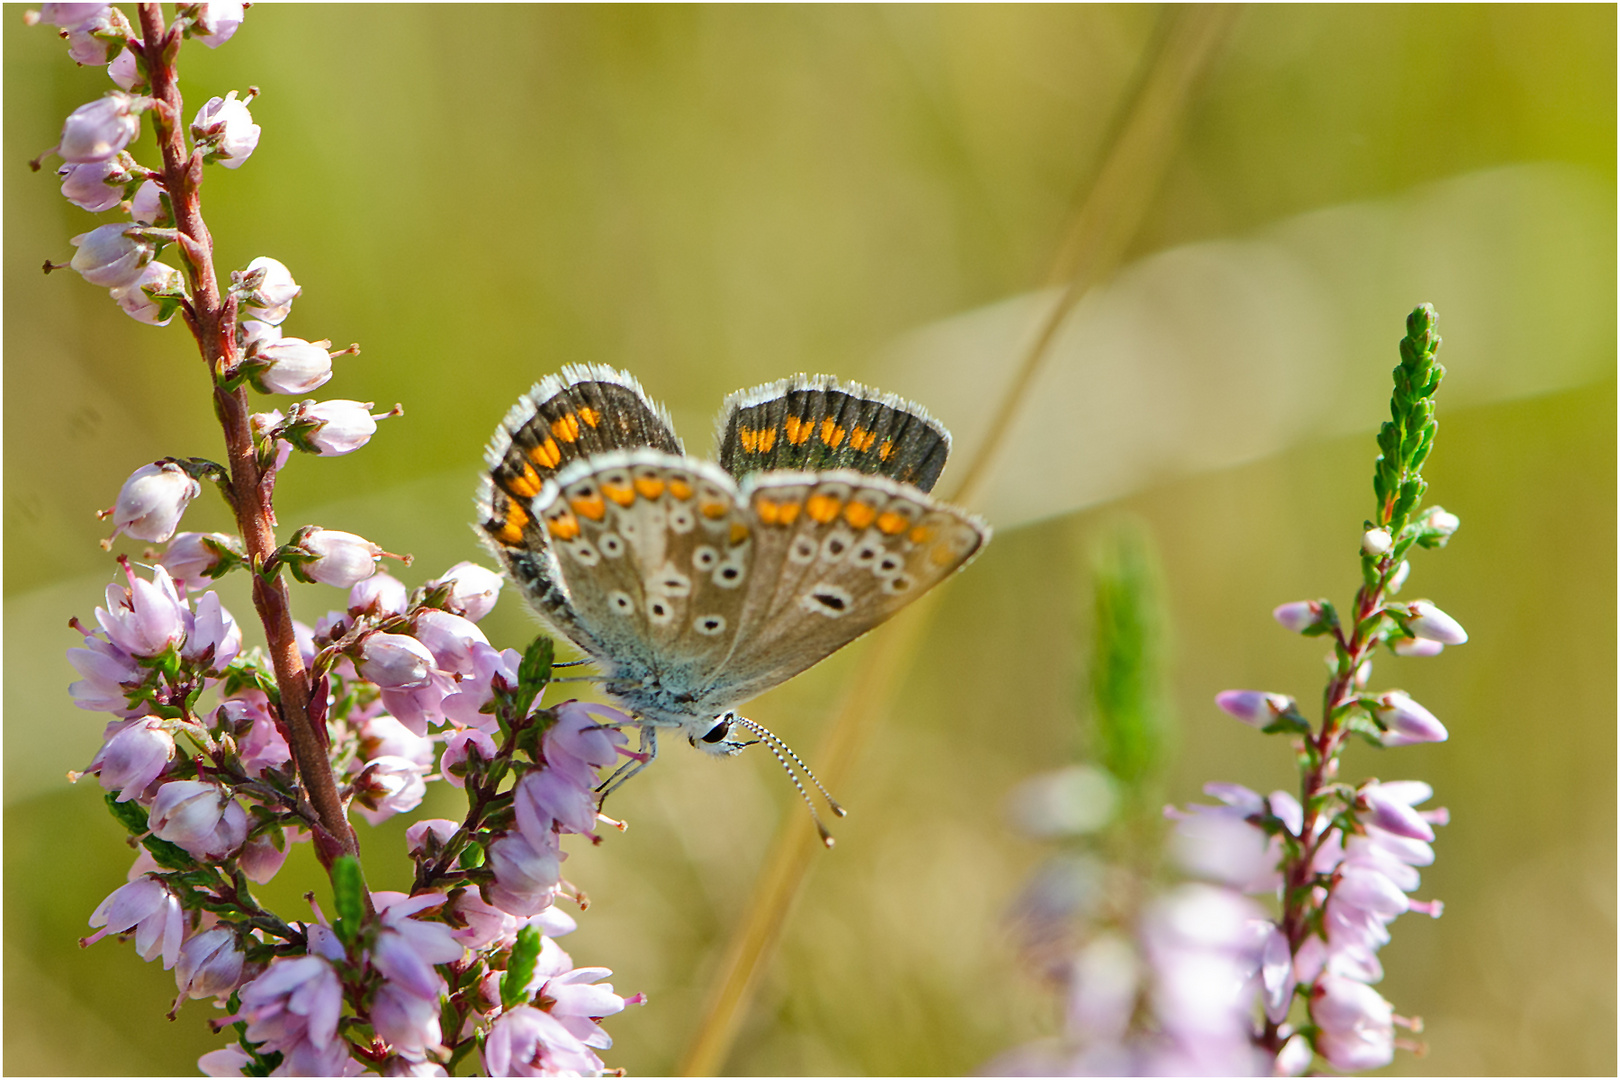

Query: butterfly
[475,365,989,830]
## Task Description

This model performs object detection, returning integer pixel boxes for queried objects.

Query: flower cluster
[994,306,1462,1076]
[43,7,641,1074]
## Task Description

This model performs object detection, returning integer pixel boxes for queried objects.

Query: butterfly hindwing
[715,375,952,493]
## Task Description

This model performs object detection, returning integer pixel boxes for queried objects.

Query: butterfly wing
[714,375,952,493]
[478,366,682,649]
[687,469,989,708]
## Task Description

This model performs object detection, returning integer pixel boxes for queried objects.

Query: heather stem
[136,2,359,870]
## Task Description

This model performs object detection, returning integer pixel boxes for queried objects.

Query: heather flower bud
[252,337,333,395]
[64,4,130,64]
[1311,974,1394,1071]
[354,756,429,824]
[296,399,377,456]
[1395,599,1468,645]
[1415,505,1460,544]
[350,572,408,617]
[191,91,259,168]
[1214,689,1294,728]
[161,532,241,588]
[1371,690,1447,743]
[1356,782,1435,842]
[298,528,382,587]
[149,779,248,859]
[36,3,109,31]
[60,92,142,163]
[175,927,245,1000]
[1392,635,1444,658]
[110,261,186,326]
[107,46,140,90]
[129,178,166,224]
[69,223,153,289]
[433,561,504,622]
[1272,599,1325,634]
[1386,558,1410,594]
[183,1,245,47]
[57,157,128,212]
[90,717,174,801]
[239,256,300,324]
[110,461,199,543]
[358,632,437,689]
[1361,527,1392,556]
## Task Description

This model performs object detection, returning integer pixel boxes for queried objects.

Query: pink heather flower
[350,571,408,617]
[191,91,260,168]
[175,926,246,1000]
[514,764,598,839]
[440,644,519,730]
[67,635,145,714]
[198,1044,253,1076]
[57,157,128,212]
[301,399,378,455]
[63,4,129,64]
[540,966,635,1050]
[1275,1033,1313,1076]
[110,261,186,326]
[37,3,109,30]
[129,179,166,225]
[69,222,153,288]
[353,755,430,825]
[84,877,186,969]
[370,893,464,1001]
[232,697,293,777]
[1213,689,1294,728]
[107,46,140,90]
[1168,785,1282,893]
[1417,505,1460,540]
[440,726,497,788]
[1311,974,1395,1071]
[254,336,334,395]
[371,982,445,1063]
[358,713,436,768]
[413,609,490,676]
[149,779,249,859]
[240,317,282,358]
[433,561,504,622]
[1064,933,1138,1045]
[240,255,300,324]
[405,818,460,858]
[546,702,631,788]
[59,92,142,162]
[302,528,382,587]
[1272,599,1325,634]
[358,632,437,689]
[1392,635,1444,658]
[161,532,237,589]
[236,955,345,1062]
[181,591,242,671]
[1396,600,1468,645]
[1356,781,1436,842]
[1371,690,1448,743]
[110,461,199,543]
[482,1005,604,1077]
[97,562,187,657]
[89,717,173,800]
[1361,527,1392,556]
[187,0,245,46]
[240,830,292,884]
[485,829,563,917]
[381,675,455,736]
[1258,922,1295,1024]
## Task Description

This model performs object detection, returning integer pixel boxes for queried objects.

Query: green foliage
[104,791,194,871]
[1373,303,1446,532]
[502,924,543,1009]
[1084,524,1170,798]
[330,854,365,946]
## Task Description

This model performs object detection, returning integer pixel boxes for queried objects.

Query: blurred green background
[4,4,1614,1075]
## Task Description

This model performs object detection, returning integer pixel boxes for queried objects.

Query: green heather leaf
[331,855,365,943]
[502,924,543,1008]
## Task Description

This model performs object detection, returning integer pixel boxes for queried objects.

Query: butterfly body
[477,365,989,759]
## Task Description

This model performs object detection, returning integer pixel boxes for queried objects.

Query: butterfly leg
[595,724,659,808]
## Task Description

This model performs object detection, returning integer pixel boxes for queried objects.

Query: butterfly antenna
[730,715,847,821]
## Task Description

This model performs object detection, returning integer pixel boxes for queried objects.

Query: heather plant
[37,5,641,1073]
[995,305,1461,1075]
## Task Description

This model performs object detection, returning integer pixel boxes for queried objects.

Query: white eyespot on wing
[801,583,853,618]
[567,539,600,566]
[819,527,856,564]
[788,535,819,565]
[694,613,727,636]
[647,596,676,625]
[850,535,884,568]
[608,590,636,615]
[882,572,915,595]
[669,503,695,533]
[713,560,746,589]
[598,532,625,559]
[693,545,720,571]
[655,567,692,597]
[874,550,906,579]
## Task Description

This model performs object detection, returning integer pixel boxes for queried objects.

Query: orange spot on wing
[930,543,957,567]
[756,496,781,525]
[757,427,776,452]
[494,502,530,545]
[506,462,543,499]
[634,476,665,500]
[877,510,908,535]
[843,501,877,529]
[577,406,601,428]
[784,416,812,446]
[908,525,934,544]
[602,481,635,507]
[807,493,842,523]
[849,426,876,452]
[529,438,563,469]
[729,522,751,545]
[878,440,894,461]
[668,478,693,501]
[700,499,729,520]
[819,419,846,448]
[546,512,581,541]
[777,501,801,524]
[551,413,581,442]
[570,493,606,521]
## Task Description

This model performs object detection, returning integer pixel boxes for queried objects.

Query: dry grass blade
[678,7,1243,1075]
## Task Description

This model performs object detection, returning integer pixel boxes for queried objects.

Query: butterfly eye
[701,718,732,743]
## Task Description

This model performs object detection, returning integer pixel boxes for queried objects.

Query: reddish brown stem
[136,3,359,869]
